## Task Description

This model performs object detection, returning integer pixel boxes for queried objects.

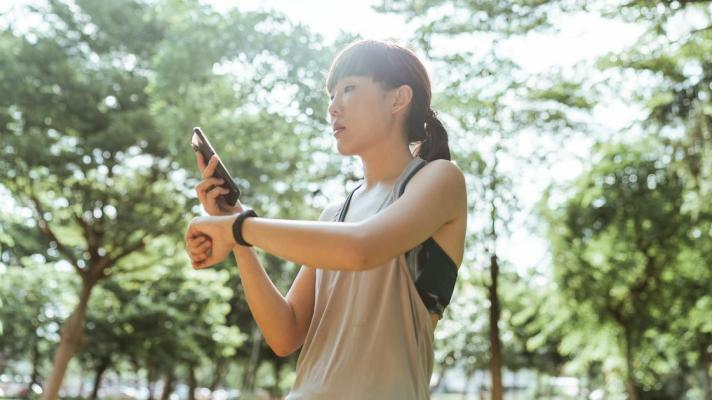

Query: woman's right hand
[195,152,244,217]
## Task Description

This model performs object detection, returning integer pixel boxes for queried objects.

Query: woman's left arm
[189,161,466,271]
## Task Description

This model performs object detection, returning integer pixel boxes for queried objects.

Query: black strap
[338,157,427,222]
[337,183,362,222]
[397,159,428,198]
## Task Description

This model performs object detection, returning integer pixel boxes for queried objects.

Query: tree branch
[26,191,84,276]
[107,238,147,268]
[73,211,99,260]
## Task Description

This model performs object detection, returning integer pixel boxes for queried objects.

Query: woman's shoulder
[410,158,466,196]
[319,201,344,221]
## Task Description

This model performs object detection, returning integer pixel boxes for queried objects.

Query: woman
[184,39,467,399]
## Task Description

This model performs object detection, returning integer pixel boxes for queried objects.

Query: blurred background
[0,0,710,399]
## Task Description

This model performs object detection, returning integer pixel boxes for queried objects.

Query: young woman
[184,39,467,399]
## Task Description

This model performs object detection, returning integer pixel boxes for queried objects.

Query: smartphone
[191,127,241,206]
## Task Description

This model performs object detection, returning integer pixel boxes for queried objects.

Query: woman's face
[327,75,394,155]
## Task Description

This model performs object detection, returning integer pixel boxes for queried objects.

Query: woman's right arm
[232,203,339,357]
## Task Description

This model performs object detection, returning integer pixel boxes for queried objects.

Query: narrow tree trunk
[76,367,86,398]
[146,364,157,400]
[701,335,711,400]
[42,281,96,400]
[26,341,41,397]
[430,357,449,392]
[160,373,175,400]
[623,327,639,400]
[188,364,197,400]
[489,254,503,400]
[271,357,285,398]
[209,357,227,392]
[241,324,262,394]
[89,358,110,400]
[461,371,471,400]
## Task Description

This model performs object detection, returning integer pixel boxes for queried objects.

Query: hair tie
[427,108,439,124]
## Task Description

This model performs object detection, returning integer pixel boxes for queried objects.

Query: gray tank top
[285,156,434,400]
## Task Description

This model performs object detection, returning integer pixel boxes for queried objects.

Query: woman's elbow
[273,345,297,358]
[270,338,301,358]
[348,230,378,271]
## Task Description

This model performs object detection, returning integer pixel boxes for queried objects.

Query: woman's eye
[329,85,354,101]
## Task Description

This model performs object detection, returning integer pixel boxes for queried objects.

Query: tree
[543,139,701,398]
[1,0,351,396]
[0,0,190,394]
[0,264,78,393]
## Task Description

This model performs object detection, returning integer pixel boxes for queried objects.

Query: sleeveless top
[285,156,439,400]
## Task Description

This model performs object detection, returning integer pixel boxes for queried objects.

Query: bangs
[325,40,405,95]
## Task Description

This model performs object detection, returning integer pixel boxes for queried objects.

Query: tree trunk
[26,341,41,397]
[188,364,197,400]
[76,367,86,398]
[209,357,227,392]
[271,357,285,398]
[430,358,449,392]
[160,372,175,400]
[42,281,96,400]
[623,327,639,400]
[241,324,262,394]
[461,371,471,400]
[146,364,157,400]
[488,254,503,400]
[701,335,711,400]
[89,358,110,400]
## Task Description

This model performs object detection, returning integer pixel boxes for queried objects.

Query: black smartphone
[191,127,241,206]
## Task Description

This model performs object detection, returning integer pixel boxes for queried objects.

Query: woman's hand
[195,152,244,216]
[184,214,237,269]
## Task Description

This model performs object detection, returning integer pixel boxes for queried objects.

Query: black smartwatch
[232,209,258,247]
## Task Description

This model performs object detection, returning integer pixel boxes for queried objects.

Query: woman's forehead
[328,75,375,93]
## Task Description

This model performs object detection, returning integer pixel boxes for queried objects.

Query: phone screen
[191,127,241,206]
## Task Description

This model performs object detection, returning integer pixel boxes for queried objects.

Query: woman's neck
[358,148,415,191]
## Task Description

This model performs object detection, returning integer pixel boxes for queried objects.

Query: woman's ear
[391,84,413,115]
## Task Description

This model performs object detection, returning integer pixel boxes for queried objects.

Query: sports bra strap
[396,159,428,197]
[337,183,362,222]
[338,157,427,222]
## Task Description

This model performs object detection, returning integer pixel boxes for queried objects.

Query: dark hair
[325,39,451,161]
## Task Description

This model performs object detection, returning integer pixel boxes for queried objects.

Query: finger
[193,241,212,255]
[195,177,225,194]
[201,155,219,179]
[184,224,197,243]
[184,219,208,245]
[186,238,211,254]
[193,256,213,270]
[193,252,209,262]
[195,178,225,202]
[196,151,206,172]
[192,247,216,268]
[206,186,229,201]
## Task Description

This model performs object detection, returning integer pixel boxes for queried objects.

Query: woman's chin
[335,141,352,155]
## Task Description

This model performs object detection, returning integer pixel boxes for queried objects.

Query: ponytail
[413,108,451,162]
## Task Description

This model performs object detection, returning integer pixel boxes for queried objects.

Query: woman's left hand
[184,215,236,269]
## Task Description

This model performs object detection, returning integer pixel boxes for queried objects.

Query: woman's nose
[328,98,340,117]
